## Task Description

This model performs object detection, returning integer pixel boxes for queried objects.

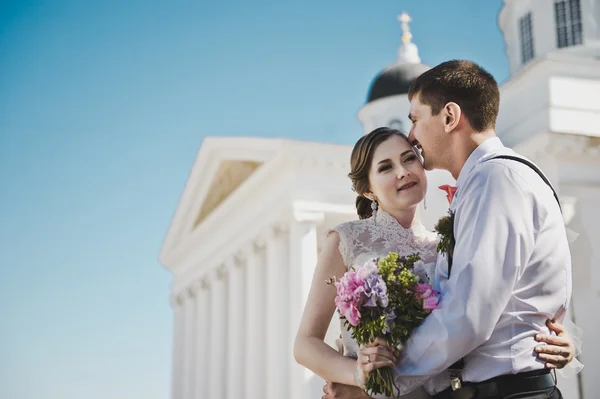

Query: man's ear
[443,102,462,133]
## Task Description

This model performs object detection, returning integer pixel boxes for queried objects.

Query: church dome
[366,62,430,103]
[364,12,429,104]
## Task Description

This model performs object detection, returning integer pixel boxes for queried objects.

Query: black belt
[433,370,555,399]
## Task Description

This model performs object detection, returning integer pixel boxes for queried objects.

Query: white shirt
[393,137,573,395]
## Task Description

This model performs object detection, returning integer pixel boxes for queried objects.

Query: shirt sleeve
[393,162,537,394]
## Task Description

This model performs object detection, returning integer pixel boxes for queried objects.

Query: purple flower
[382,308,396,334]
[411,260,428,283]
[357,264,389,308]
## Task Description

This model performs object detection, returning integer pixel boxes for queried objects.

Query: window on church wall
[519,12,535,64]
[555,0,583,48]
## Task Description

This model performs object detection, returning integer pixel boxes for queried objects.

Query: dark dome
[366,62,430,103]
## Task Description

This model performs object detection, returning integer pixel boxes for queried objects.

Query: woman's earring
[423,197,427,210]
[371,199,378,220]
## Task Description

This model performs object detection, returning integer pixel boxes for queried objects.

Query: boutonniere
[438,184,457,204]
[435,185,457,273]
[434,210,455,263]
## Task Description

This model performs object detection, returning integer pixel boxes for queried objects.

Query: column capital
[190,276,210,293]
[238,238,267,256]
[254,234,268,250]
[170,292,186,307]
[213,264,228,280]
[232,252,245,269]
[266,221,290,238]
[191,275,211,292]
[186,285,198,298]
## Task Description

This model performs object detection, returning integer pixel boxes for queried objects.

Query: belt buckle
[450,376,462,391]
[449,368,463,391]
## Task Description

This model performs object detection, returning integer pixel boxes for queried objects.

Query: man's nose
[407,130,416,145]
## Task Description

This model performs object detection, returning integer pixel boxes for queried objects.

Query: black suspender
[489,155,562,212]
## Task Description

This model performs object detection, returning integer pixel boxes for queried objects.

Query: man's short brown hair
[408,60,500,132]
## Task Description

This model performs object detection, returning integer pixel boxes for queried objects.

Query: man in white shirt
[397,59,571,398]
[323,60,574,399]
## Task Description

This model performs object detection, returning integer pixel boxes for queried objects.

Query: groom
[326,60,573,399]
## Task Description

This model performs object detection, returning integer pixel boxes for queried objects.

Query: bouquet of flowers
[328,252,439,397]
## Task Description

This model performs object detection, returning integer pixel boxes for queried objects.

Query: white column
[194,278,210,399]
[266,223,291,399]
[170,294,185,399]
[288,210,323,399]
[227,256,246,399]
[181,288,196,399]
[244,241,267,399]
[208,267,228,398]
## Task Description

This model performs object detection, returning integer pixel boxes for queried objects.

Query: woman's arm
[293,232,360,386]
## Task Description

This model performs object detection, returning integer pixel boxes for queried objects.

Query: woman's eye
[403,155,417,163]
[378,164,392,172]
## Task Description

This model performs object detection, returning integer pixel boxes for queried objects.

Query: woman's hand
[354,337,398,388]
[534,319,575,369]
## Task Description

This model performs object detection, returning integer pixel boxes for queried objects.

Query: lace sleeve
[329,224,353,267]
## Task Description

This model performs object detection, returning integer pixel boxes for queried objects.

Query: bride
[293,127,578,399]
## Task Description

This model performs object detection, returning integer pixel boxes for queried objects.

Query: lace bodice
[332,209,439,269]
[330,210,439,399]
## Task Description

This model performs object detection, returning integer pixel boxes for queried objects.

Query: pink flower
[423,296,439,310]
[415,283,440,310]
[334,270,366,326]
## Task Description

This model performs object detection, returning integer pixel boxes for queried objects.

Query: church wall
[549,76,600,137]
[497,65,552,147]
[563,188,600,399]
[498,64,600,148]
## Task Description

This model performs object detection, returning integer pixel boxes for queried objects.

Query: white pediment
[159,137,282,265]
[192,160,262,228]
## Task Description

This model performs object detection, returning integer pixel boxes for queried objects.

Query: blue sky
[0,1,506,398]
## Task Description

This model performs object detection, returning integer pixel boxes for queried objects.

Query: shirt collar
[455,136,505,191]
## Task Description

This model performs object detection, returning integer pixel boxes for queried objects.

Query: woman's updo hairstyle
[348,127,410,219]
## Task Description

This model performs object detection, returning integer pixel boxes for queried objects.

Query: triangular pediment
[159,135,356,269]
[159,136,283,266]
[192,160,262,228]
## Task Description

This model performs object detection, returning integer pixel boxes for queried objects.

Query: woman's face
[367,135,427,213]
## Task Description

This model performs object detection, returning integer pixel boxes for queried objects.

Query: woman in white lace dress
[293,128,576,399]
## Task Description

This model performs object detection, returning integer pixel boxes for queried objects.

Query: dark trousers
[505,387,562,399]
[432,370,562,399]
[433,386,562,399]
